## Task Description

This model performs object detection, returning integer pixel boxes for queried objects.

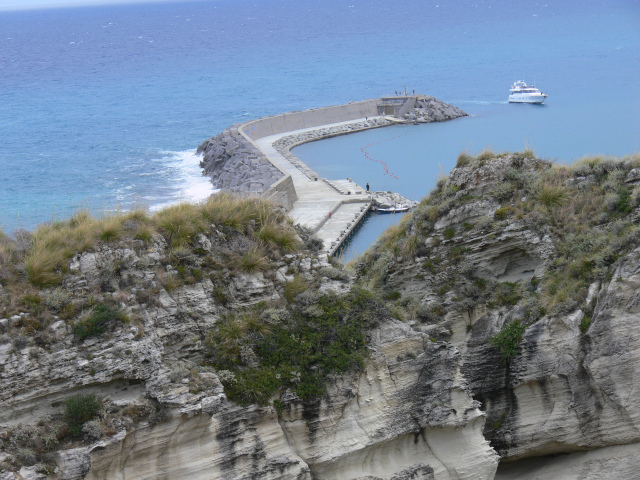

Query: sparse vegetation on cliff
[0,194,301,339]
[356,150,640,348]
[2,148,640,477]
[204,287,385,406]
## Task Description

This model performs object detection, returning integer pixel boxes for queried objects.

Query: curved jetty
[198,95,467,255]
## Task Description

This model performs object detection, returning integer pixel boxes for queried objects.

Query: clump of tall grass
[535,184,568,207]
[476,148,495,162]
[255,221,301,253]
[235,246,269,273]
[456,151,473,168]
[283,275,309,303]
[401,234,419,259]
[19,194,299,286]
[154,203,203,248]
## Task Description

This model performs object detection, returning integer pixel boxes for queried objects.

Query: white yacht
[509,80,548,104]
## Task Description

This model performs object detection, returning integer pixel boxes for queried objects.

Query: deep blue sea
[1,0,639,259]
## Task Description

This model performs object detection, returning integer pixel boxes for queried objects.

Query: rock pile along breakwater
[198,95,467,255]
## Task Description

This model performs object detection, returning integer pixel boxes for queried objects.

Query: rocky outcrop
[358,152,640,477]
[401,97,467,124]
[197,124,284,195]
[5,150,640,479]
[0,219,497,479]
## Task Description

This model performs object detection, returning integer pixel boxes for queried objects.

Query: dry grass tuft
[235,246,269,273]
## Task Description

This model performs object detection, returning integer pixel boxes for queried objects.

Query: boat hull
[509,94,547,104]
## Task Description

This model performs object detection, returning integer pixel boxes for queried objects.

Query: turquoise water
[1,0,638,246]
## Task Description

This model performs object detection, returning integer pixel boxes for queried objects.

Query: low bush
[64,393,102,437]
[72,303,120,340]
[493,206,514,221]
[579,314,592,333]
[492,282,521,306]
[316,266,351,282]
[490,320,526,360]
[205,288,384,406]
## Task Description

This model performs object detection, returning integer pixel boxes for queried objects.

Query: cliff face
[358,152,640,477]
[2,153,640,479]
[0,197,498,480]
[0,222,496,479]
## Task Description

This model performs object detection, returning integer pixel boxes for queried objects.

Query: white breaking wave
[149,150,218,212]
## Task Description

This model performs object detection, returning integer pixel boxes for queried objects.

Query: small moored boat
[373,203,412,213]
[509,80,548,104]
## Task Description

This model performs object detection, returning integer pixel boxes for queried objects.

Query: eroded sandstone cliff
[357,151,640,478]
[2,152,640,480]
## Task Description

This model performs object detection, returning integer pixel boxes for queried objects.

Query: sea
[1,0,639,261]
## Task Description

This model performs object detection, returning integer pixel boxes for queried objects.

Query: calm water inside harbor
[294,94,640,261]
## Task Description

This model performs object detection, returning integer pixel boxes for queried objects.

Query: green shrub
[490,320,526,360]
[72,303,119,340]
[64,393,102,436]
[21,293,45,315]
[493,282,521,306]
[205,288,383,406]
[579,314,592,333]
[443,228,455,240]
[383,291,402,301]
[615,187,632,213]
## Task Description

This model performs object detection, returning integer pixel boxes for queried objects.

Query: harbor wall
[262,174,297,211]
[241,99,380,141]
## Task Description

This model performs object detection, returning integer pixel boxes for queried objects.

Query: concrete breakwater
[198,95,467,255]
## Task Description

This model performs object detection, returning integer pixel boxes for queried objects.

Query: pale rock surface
[494,442,640,479]
[370,154,640,477]
[278,320,499,480]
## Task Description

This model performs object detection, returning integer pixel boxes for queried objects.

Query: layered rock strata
[358,152,640,477]
[0,224,497,479]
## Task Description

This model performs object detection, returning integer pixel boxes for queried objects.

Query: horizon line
[0,0,205,12]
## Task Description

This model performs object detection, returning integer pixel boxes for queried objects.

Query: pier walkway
[253,120,374,256]
[199,95,464,256]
